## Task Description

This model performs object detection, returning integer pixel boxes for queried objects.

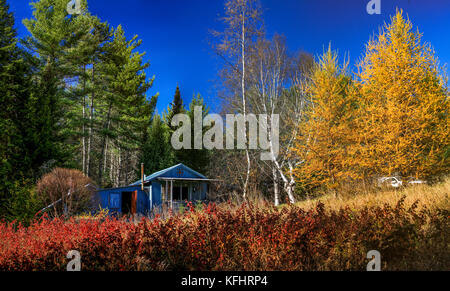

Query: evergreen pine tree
[164,85,185,131]
[0,0,41,218]
[98,25,157,186]
[0,0,21,192]
[23,0,88,170]
[141,114,175,175]
[163,90,212,173]
[163,86,186,167]
[184,94,211,174]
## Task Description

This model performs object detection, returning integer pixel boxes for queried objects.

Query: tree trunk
[266,113,296,205]
[285,162,296,204]
[82,65,87,174]
[117,145,122,186]
[110,145,114,186]
[241,5,251,200]
[98,101,112,185]
[273,167,279,206]
[86,65,95,177]
[103,139,108,181]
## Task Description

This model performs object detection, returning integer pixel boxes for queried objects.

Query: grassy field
[293,177,450,212]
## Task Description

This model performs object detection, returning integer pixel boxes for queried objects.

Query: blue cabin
[95,164,211,216]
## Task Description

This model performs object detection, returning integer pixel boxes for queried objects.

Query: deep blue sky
[9,0,450,113]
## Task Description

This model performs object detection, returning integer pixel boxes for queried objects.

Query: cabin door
[122,191,138,215]
[131,190,137,215]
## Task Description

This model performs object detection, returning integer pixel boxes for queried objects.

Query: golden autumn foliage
[293,10,449,193]
[355,9,449,180]
[292,47,356,190]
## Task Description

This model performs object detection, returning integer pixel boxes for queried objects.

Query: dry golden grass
[293,177,450,212]
[75,208,110,220]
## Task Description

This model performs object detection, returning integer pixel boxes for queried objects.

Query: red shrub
[0,199,448,271]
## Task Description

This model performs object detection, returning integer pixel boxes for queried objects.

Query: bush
[36,168,95,217]
[0,199,448,271]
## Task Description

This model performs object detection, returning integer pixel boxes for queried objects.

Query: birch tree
[212,0,263,199]
[247,35,313,204]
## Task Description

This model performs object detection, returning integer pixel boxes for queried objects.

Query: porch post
[170,180,173,210]
[165,180,168,205]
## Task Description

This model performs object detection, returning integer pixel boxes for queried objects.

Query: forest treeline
[0,0,210,220]
[0,0,449,221]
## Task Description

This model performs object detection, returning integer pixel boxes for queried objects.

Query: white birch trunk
[273,167,280,206]
[241,4,251,200]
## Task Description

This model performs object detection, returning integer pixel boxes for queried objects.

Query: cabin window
[173,186,189,201]
[109,193,120,209]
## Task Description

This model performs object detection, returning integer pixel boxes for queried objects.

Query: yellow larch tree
[292,47,357,191]
[355,9,449,181]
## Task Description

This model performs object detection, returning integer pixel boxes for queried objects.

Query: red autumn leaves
[0,200,447,271]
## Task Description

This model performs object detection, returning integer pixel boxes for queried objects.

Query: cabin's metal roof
[129,163,207,186]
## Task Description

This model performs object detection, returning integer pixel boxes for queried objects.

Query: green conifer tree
[141,114,175,175]
[164,85,185,131]
[0,0,41,218]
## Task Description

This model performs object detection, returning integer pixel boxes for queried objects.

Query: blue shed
[95,164,211,216]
